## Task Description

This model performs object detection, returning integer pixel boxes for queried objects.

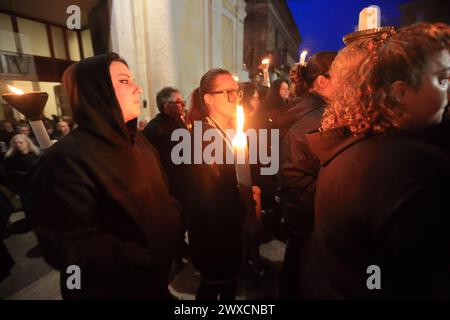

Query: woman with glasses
[279,51,337,298]
[186,68,252,300]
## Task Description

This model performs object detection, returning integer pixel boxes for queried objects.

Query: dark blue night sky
[286,0,412,59]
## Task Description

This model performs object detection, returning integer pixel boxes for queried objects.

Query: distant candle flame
[233,75,239,82]
[261,58,270,65]
[299,50,308,65]
[7,85,24,95]
[232,104,247,148]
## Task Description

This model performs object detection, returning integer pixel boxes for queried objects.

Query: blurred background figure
[261,79,289,112]
[138,119,148,131]
[143,87,190,276]
[50,120,71,140]
[4,134,40,225]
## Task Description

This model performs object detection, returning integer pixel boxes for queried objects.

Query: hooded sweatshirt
[30,53,181,299]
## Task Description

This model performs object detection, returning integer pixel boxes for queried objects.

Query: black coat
[30,53,181,299]
[300,127,450,299]
[279,94,325,241]
[142,113,189,211]
[4,151,39,193]
[188,120,246,281]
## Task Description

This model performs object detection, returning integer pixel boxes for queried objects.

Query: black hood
[63,53,136,147]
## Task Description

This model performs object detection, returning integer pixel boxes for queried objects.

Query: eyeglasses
[209,89,242,103]
[167,100,186,107]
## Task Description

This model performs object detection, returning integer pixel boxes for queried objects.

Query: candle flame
[261,58,270,65]
[299,50,308,65]
[233,75,239,82]
[7,85,24,95]
[232,104,247,148]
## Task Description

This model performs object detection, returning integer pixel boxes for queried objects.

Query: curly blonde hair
[322,22,450,134]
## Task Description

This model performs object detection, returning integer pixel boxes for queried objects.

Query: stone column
[236,0,248,81]
[145,0,178,117]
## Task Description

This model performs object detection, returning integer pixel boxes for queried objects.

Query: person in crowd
[257,85,269,105]
[29,53,181,299]
[241,82,261,121]
[279,51,337,299]
[138,119,148,131]
[143,87,189,274]
[50,120,71,140]
[0,168,14,281]
[4,134,40,221]
[0,121,16,148]
[261,79,289,112]
[186,68,253,300]
[299,22,450,299]
[17,123,38,147]
[17,124,30,137]
[240,81,264,277]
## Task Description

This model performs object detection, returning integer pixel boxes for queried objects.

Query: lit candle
[232,104,252,187]
[358,5,380,31]
[299,50,308,66]
[2,85,53,149]
[261,58,270,87]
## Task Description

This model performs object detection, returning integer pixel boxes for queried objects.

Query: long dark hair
[240,82,257,114]
[290,51,337,97]
[261,79,288,111]
[186,68,232,127]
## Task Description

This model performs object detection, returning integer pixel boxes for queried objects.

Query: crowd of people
[0,22,449,300]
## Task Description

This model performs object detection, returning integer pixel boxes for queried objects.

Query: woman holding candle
[186,68,251,300]
[29,53,181,299]
[300,22,450,299]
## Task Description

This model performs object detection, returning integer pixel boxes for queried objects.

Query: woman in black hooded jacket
[30,53,181,299]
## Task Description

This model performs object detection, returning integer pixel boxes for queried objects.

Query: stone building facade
[243,0,301,82]
[0,0,248,120]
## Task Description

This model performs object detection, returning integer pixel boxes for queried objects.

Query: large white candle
[261,58,270,87]
[299,50,308,66]
[358,5,380,31]
[232,104,252,187]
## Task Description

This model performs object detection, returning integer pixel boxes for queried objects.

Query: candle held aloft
[358,5,380,31]
[299,50,308,66]
[2,85,53,149]
[260,58,270,87]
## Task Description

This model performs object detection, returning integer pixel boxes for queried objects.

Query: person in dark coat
[186,68,250,300]
[278,51,337,299]
[4,133,40,221]
[29,53,181,300]
[299,22,450,299]
[142,87,189,273]
[261,79,289,112]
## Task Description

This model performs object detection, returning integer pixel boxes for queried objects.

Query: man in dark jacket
[143,87,189,272]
